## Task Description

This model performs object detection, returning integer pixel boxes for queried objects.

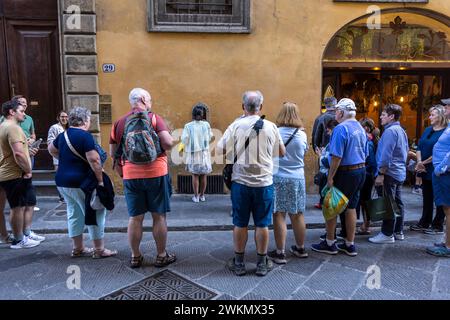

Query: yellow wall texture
[95,0,450,192]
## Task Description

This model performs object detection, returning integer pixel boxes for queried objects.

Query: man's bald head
[242,91,263,113]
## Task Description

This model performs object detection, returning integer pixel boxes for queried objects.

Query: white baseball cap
[335,98,357,111]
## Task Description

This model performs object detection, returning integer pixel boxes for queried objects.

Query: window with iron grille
[148,0,251,33]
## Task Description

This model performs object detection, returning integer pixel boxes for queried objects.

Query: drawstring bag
[321,186,349,221]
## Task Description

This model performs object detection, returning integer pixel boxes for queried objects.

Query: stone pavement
[20,188,423,233]
[0,228,448,300]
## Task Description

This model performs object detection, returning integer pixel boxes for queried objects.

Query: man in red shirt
[110,88,176,268]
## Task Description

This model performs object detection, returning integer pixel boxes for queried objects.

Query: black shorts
[334,168,366,210]
[0,178,36,209]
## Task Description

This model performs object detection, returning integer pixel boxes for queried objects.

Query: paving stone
[240,292,268,300]
[171,255,224,280]
[172,239,222,262]
[380,242,439,272]
[252,269,306,300]
[214,294,237,300]
[0,250,58,272]
[377,261,433,299]
[281,254,326,276]
[209,246,232,263]
[352,286,410,300]
[435,265,450,295]
[27,282,92,300]
[198,267,266,298]
[304,262,366,299]
[290,286,340,300]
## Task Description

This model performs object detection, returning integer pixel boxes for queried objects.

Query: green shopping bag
[364,189,401,222]
[321,186,349,221]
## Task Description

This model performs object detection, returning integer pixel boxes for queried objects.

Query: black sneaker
[410,224,426,232]
[311,240,338,255]
[268,250,287,264]
[337,243,358,257]
[424,228,444,235]
[289,245,308,258]
[227,258,246,276]
[255,257,273,277]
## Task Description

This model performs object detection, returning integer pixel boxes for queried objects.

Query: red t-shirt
[110,110,169,180]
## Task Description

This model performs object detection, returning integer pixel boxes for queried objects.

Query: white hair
[242,91,264,113]
[342,110,356,119]
[129,88,151,106]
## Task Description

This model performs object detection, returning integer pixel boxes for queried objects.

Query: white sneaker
[192,196,199,203]
[368,232,395,244]
[27,231,46,242]
[394,232,405,241]
[10,237,40,249]
[33,207,40,211]
[199,195,206,202]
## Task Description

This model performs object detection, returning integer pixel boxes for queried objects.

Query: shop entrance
[323,69,450,143]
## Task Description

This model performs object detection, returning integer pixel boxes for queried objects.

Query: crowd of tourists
[0,89,449,277]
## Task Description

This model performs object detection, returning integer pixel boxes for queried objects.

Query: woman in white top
[269,102,309,264]
[181,103,212,203]
[47,111,68,201]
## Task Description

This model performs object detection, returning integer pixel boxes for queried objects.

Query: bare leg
[326,217,337,242]
[23,206,34,233]
[128,214,145,257]
[345,209,357,243]
[255,227,269,255]
[273,212,287,250]
[10,207,25,240]
[192,175,199,197]
[199,175,207,197]
[290,213,306,248]
[445,206,450,248]
[72,234,84,250]
[233,226,248,253]
[152,213,168,256]
[0,188,8,238]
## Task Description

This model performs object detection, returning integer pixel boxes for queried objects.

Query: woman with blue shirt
[268,102,309,264]
[181,103,212,203]
[410,106,447,235]
[426,99,450,258]
[48,107,117,259]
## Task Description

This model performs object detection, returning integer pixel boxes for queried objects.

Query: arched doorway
[322,8,450,143]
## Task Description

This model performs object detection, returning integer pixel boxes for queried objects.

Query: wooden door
[0,0,62,169]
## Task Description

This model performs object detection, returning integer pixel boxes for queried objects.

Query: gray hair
[69,107,91,127]
[129,88,151,106]
[242,91,264,113]
[342,109,356,119]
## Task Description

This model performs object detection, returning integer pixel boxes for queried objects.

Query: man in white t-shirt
[217,91,285,277]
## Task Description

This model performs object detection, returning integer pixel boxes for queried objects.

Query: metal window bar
[166,0,233,15]
[177,175,225,194]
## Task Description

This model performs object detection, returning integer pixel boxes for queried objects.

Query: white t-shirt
[217,115,283,187]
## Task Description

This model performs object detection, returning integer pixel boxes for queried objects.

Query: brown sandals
[71,247,95,258]
[130,255,144,268]
[92,248,118,259]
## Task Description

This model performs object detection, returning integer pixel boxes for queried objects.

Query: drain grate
[177,175,224,194]
[100,270,217,300]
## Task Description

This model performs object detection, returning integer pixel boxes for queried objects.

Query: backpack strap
[284,128,299,148]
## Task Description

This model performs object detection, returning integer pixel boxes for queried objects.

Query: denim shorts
[333,167,366,210]
[124,175,172,217]
[433,172,450,207]
[231,182,274,228]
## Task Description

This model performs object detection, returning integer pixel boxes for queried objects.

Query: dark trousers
[379,175,404,236]
[419,179,445,230]
[356,173,375,220]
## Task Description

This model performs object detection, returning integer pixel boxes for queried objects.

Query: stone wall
[59,0,99,141]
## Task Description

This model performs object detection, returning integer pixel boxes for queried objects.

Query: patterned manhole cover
[100,270,217,300]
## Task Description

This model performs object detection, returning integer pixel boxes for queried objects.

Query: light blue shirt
[376,121,408,182]
[181,120,211,153]
[274,127,308,178]
[432,123,450,176]
[328,119,368,166]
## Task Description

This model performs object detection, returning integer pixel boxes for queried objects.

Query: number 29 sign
[102,63,116,73]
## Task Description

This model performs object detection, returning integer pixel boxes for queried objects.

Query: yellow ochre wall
[95,0,450,192]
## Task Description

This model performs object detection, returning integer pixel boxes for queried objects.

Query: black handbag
[223,116,265,190]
